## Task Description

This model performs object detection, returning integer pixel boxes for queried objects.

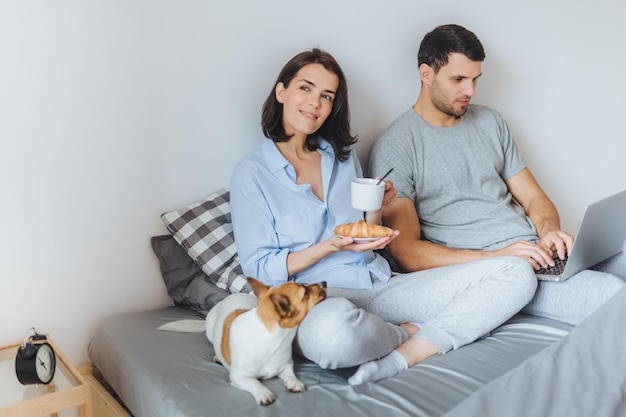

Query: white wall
[1,0,625,365]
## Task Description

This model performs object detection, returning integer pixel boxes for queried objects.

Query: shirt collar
[261,137,335,174]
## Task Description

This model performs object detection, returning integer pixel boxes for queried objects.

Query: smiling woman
[231,47,395,290]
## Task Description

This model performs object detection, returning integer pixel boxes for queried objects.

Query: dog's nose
[319,281,327,288]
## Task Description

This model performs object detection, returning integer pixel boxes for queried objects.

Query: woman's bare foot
[400,322,420,337]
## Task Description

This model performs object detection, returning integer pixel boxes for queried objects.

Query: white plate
[353,237,380,243]
[337,234,391,243]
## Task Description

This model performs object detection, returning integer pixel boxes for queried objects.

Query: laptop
[536,189,626,281]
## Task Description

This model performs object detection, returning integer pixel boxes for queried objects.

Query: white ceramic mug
[351,178,385,211]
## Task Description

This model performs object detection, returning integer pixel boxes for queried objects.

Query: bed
[85,189,626,417]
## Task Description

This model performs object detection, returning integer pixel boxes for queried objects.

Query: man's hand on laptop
[493,240,556,270]
[539,230,575,261]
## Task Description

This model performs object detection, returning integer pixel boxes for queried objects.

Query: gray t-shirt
[369,105,538,250]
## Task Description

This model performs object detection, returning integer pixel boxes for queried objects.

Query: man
[369,24,624,325]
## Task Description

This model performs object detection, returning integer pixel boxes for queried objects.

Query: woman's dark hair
[418,24,486,72]
[261,48,357,162]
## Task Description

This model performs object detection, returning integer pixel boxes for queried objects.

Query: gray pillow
[151,235,230,317]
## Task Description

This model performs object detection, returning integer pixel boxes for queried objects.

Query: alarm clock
[15,330,56,385]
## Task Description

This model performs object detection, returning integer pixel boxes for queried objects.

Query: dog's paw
[253,388,276,406]
[233,378,277,406]
[284,377,306,393]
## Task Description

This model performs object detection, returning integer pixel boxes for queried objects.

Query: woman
[230,48,537,384]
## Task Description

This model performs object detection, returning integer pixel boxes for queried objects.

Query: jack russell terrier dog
[158,277,326,405]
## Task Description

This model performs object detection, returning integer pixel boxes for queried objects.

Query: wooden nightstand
[0,336,93,417]
[76,364,132,417]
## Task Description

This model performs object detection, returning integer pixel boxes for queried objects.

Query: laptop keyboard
[535,254,569,276]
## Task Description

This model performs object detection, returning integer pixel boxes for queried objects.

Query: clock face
[35,343,56,384]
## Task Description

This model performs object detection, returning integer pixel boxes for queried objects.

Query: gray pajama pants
[296,249,626,369]
[295,256,538,369]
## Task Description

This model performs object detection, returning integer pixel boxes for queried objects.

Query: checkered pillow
[161,188,249,294]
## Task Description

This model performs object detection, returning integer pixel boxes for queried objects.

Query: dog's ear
[269,293,295,319]
[247,277,269,298]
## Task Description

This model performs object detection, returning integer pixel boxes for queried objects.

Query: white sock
[347,350,408,385]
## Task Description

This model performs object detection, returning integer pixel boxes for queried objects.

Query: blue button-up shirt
[230,138,390,289]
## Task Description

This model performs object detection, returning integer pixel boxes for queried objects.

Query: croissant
[334,220,393,238]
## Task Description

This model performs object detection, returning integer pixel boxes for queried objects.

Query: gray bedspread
[88,306,573,417]
[443,285,626,417]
